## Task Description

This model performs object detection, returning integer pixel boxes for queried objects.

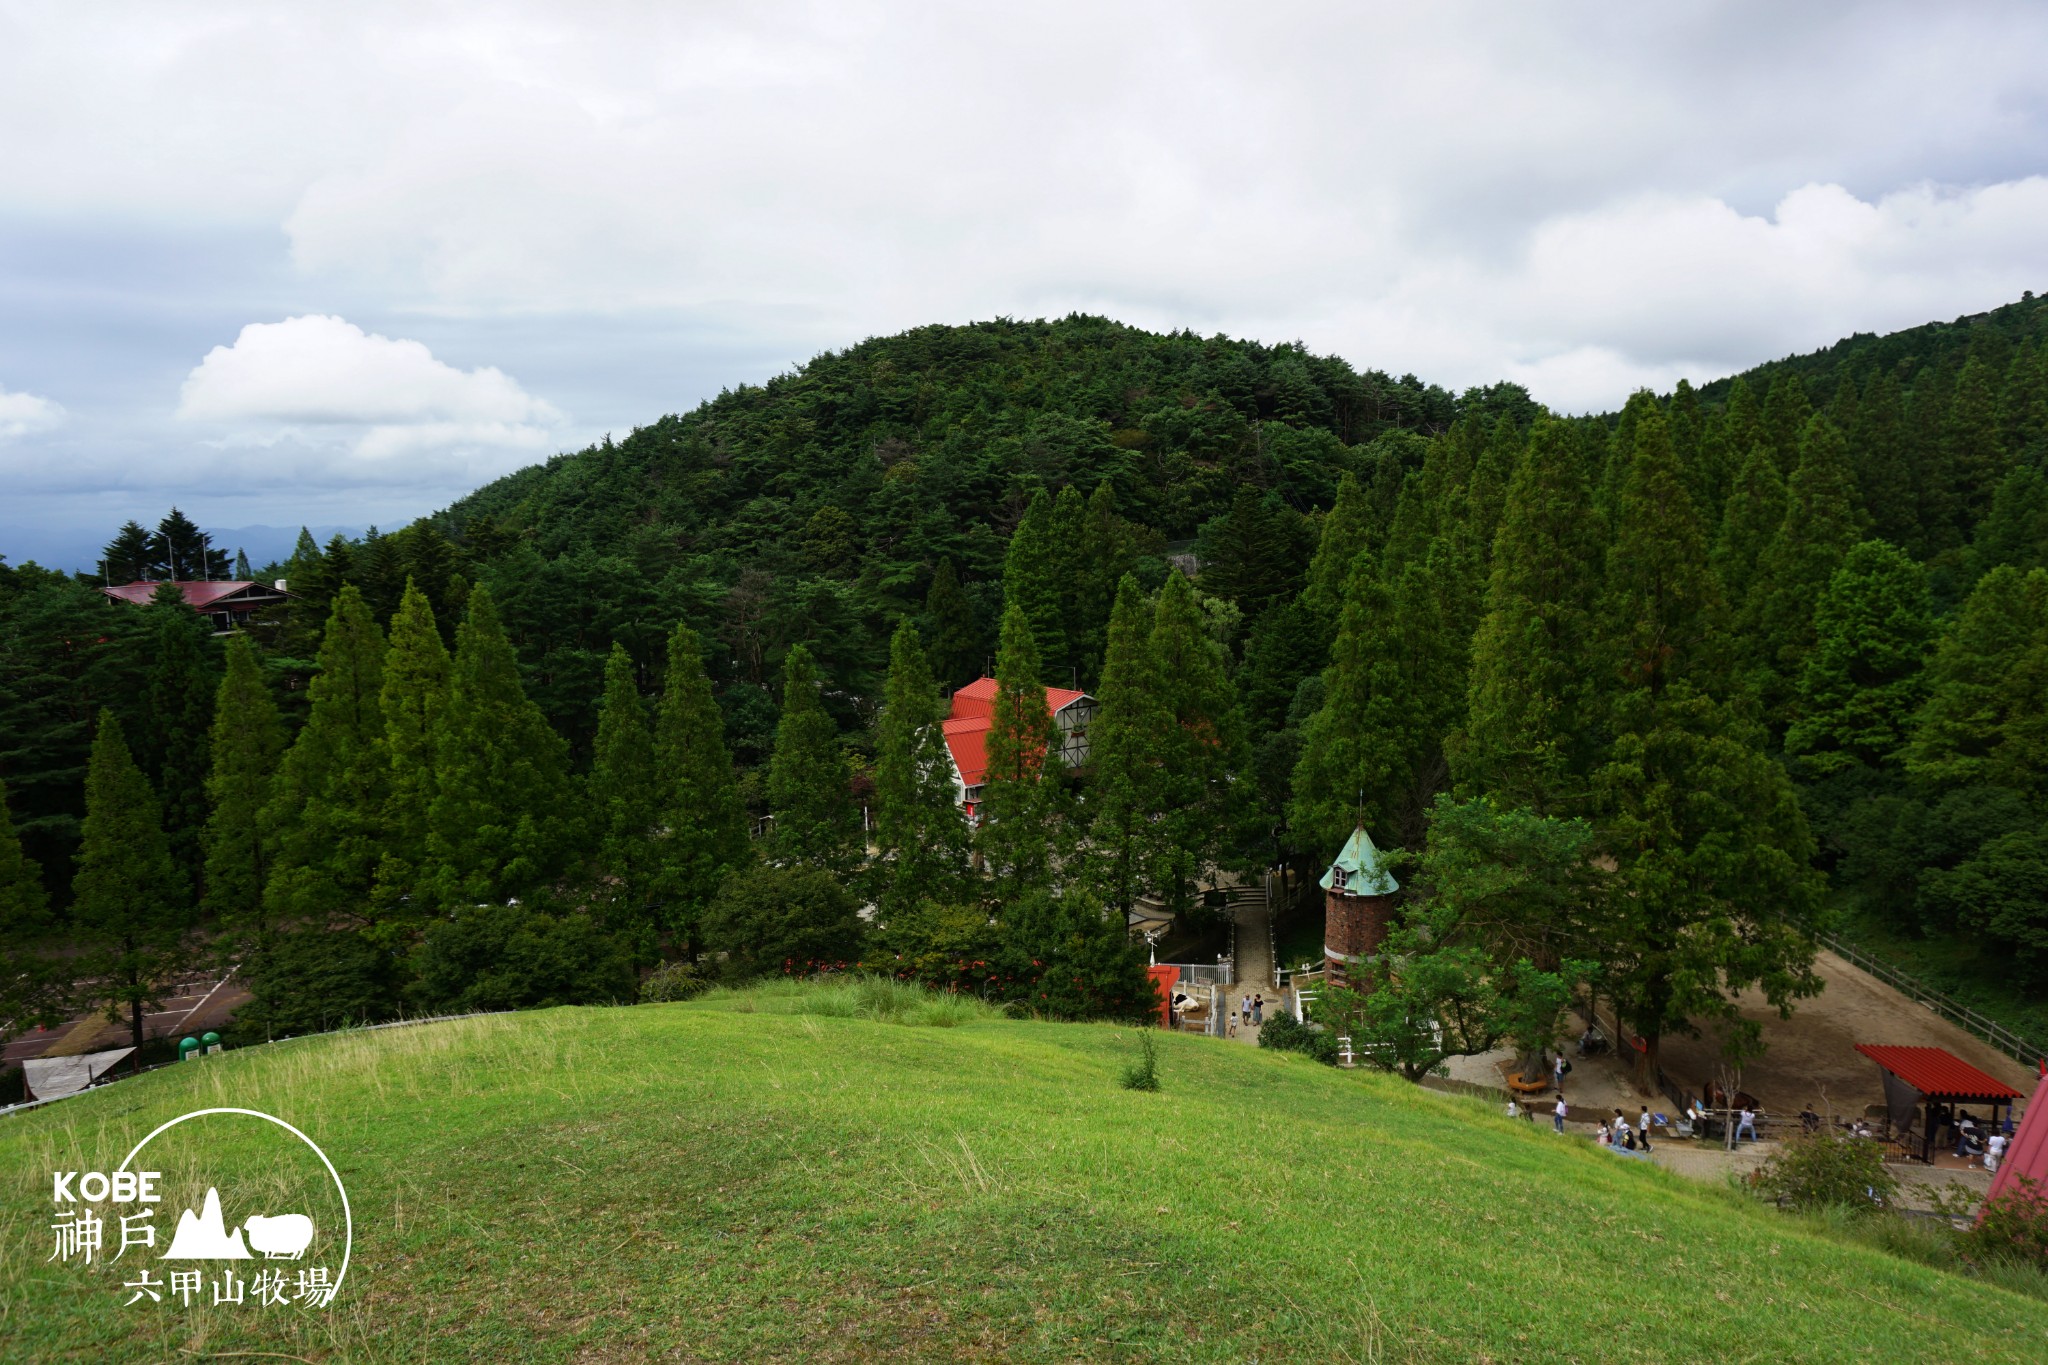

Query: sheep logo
[244,1213,316,1260]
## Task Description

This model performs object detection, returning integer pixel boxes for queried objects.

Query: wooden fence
[1816,930,2043,1069]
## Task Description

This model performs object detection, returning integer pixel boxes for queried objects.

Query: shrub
[640,961,708,1003]
[231,928,401,1042]
[1967,1175,2048,1270]
[1257,1011,1339,1065]
[1120,1032,1161,1091]
[699,865,863,980]
[1755,1130,1898,1213]
[408,904,636,1013]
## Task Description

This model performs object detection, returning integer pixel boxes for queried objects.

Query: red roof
[100,581,280,609]
[941,677,1090,790]
[1854,1044,2024,1101]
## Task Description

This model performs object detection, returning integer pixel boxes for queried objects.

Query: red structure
[1854,1043,2025,1162]
[1145,965,1181,1028]
[1319,826,1400,982]
[100,580,289,633]
[940,677,1094,820]
[1984,1069,2047,1211]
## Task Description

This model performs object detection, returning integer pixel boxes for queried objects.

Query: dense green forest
[5,297,2048,1074]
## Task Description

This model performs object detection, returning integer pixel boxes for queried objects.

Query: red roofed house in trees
[941,676,1094,820]
[101,580,291,634]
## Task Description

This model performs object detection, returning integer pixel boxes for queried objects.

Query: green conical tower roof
[1319,825,1399,897]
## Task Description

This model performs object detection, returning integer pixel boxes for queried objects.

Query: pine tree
[1457,415,1600,811]
[1237,598,1322,735]
[201,635,285,934]
[1721,377,1767,471]
[1087,576,1166,916]
[101,520,154,584]
[1945,354,2008,533]
[1146,571,1252,914]
[766,644,860,872]
[1970,466,2048,578]
[1467,416,1523,561]
[73,711,189,1055]
[1999,341,2048,464]
[1198,484,1309,615]
[1049,484,1087,680]
[922,558,980,687]
[423,585,581,909]
[140,584,217,903]
[372,580,449,920]
[1907,366,1960,554]
[1905,566,2048,794]
[1784,541,1933,777]
[1712,444,1785,621]
[1745,414,1866,724]
[652,621,751,941]
[264,586,388,924]
[978,601,1063,895]
[873,621,969,914]
[588,642,658,935]
[233,548,251,580]
[1668,379,1715,522]
[1003,489,1068,677]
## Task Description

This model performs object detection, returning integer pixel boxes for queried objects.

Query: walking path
[1223,897,1277,1045]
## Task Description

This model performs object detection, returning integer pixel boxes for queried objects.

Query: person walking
[1553,1097,1568,1134]
[1736,1106,1758,1145]
[1988,1132,2008,1174]
[1553,1053,1566,1094]
[1241,995,1252,1028]
[1638,1107,1654,1152]
[1252,994,1264,1025]
[1612,1110,1631,1149]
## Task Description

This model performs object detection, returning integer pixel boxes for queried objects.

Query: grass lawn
[4,980,2047,1363]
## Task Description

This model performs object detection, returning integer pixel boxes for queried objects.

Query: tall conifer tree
[1087,576,1165,916]
[1074,480,1131,685]
[1785,541,1932,777]
[201,635,285,933]
[873,621,969,914]
[142,587,216,900]
[423,585,580,909]
[1300,471,1373,643]
[766,644,860,872]
[588,642,658,933]
[1002,490,1068,678]
[1457,415,1600,811]
[922,558,979,687]
[1852,372,1917,549]
[264,586,388,923]
[1905,566,2048,794]
[73,711,189,1055]
[652,622,751,939]
[1712,444,1785,621]
[1945,354,2009,532]
[978,602,1062,895]
[373,580,449,919]
[1291,553,1409,851]
[1762,372,1813,474]
[1146,571,1252,914]
[1744,414,1866,724]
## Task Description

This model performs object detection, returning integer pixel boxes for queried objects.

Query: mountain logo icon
[162,1188,253,1260]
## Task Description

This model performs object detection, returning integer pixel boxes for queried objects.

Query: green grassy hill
[5,987,2046,1363]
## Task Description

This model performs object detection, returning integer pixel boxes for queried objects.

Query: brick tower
[1319,825,1400,982]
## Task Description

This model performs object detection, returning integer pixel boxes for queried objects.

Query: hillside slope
[4,996,2045,1363]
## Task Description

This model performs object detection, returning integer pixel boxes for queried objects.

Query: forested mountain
[5,299,2048,1067]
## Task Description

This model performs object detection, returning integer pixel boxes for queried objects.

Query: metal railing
[1816,930,2044,1069]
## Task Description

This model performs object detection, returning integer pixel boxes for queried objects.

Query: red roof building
[1854,1043,2025,1162]
[100,580,290,633]
[941,676,1095,818]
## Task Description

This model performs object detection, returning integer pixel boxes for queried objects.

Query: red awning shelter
[1854,1043,2024,1163]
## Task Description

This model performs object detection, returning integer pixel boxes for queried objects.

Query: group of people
[1683,1094,1761,1143]
[1943,1108,2010,1170]
[1596,1107,1659,1153]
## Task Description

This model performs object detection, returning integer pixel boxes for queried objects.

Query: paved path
[1223,896,1277,1044]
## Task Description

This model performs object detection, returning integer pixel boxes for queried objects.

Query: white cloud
[178,314,563,462]
[0,386,65,441]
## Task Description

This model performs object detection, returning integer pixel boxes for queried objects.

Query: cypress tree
[201,635,285,933]
[652,622,751,940]
[1003,490,1068,677]
[142,586,216,901]
[1722,378,1767,470]
[1762,372,1813,474]
[1593,410,1820,1086]
[1467,415,1523,561]
[1852,372,1917,549]
[1784,541,1932,778]
[264,586,388,923]
[1905,566,2048,794]
[766,644,860,872]
[1198,484,1309,615]
[423,585,580,909]
[1237,598,1322,735]
[588,641,658,934]
[1999,340,2048,463]
[1457,414,1600,811]
[1745,414,1866,724]
[372,580,449,920]
[1668,379,1712,519]
[1906,367,1960,555]
[873,621,969,914]
[1290,552,1409,851]
[1299,471,1373,642]
[1075,480,1132,686]
[1087,575,1165,916]
[1049,484,1087,680]
[73,711,189,1056]
[1970,466,2048,578]
[978,601,1063,895]
[1146,571,1252,915]
[1945,354,2008,533]
[922,558,980,687]
[1712,444,1784,621]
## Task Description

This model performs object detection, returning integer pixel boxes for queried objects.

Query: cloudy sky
[4,2,2047,569]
